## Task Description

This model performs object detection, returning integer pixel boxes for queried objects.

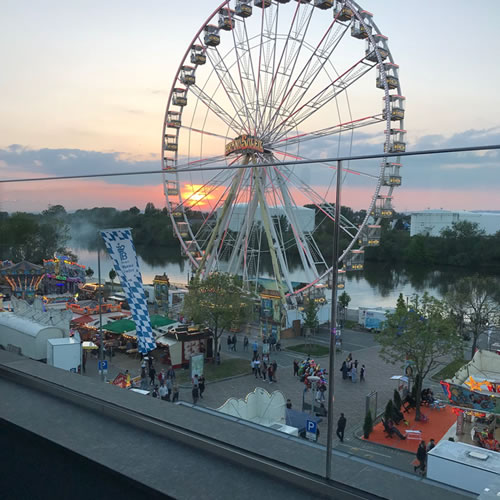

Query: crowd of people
[340,353,365,383]
[140,356,179,403]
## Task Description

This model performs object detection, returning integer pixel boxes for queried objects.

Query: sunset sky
[1,0,499,213]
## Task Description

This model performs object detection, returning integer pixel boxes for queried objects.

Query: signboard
[98,360,108,374]
[225,135,264,156]
[306,419,317,441]
[190,353,204,380]
[440,381,500,414]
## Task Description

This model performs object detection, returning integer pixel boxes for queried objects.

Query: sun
[181,183,218,209]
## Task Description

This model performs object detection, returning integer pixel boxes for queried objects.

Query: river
[72,245,498,309]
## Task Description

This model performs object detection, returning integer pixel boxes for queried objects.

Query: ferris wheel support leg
[273,164,319,285]
[227,186,260,276]
[194,157,248,280]
[254,168,294,306]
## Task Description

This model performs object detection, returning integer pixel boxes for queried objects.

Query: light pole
[326,160,342,480]
[98,242,104,382]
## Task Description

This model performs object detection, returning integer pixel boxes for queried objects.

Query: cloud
[0,146,162,187]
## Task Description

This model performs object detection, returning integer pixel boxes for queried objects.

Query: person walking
[268,363,274,383]
[293,360,299,377]
[341,361,348,380]
[336,413,347,442]
[243,336,249,351]
[415,440,427,475]
[252,340,258,356]
[149,365,156,386]
[192,374,200,405]
[360,364,366,382]
[172,383,179,403]
[250,358,255,376]
[351,364,358,383]
[158,369,166,385]
[159,383,168,401]
[227,335,232,352]
[272,360,278,382]
[198,374,206,399]
[262,360,267,381]
[166,365,176,383]
[232,334,237,352]
[140,366,147,389]
[254,358,261,378]
[427,438,436,452]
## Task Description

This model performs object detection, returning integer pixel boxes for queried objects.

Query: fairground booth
[440,349,500,452]
[155,326,213,369]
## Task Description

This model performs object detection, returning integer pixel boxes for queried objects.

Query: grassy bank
[177,357,250,384]
[286,343,330,357]
[431,358,467,381]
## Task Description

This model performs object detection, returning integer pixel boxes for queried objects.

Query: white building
[410,210,500,237]
[218,204,315,233]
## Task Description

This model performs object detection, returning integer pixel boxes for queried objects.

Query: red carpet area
[363,406,457,453]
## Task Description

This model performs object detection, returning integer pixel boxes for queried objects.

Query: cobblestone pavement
[82,325,454,474]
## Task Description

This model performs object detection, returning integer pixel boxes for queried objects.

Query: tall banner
[100,228,156,354]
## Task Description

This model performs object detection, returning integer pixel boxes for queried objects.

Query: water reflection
[71,244,499,308]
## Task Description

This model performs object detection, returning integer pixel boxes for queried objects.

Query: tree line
[1,203,499,271]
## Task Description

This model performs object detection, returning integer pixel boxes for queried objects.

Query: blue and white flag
[100,228,156,354]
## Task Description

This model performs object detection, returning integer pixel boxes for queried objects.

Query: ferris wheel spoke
[189,84,243,136]
[266,56,377,142]
[204,41,255,134]
[268,163,318,284]
[270,149,379,180]
[230,14,260,134]
[277,164,359,239]
[180,125,232,141]
[259,3,315,136]
[259,2,300,133]
[270,113,384,149]
[261,13,349,139]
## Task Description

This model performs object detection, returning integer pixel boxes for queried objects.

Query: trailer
[358,307,394,331]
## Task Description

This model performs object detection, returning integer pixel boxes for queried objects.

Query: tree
[363,411,373,439]
[378,293,460,420]
[109,269,117,292]
[85,267,94,279]
[338,291,351,326]
[384,399,394,423]
[393,388,402,411]
[396,293,407,314]
[445,275,500,358]
[302,297,319,344]
[182,273,253,361]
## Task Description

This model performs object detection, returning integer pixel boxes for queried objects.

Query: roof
[71,314,95,325]
[102,315,176,334]
[102,318,136,334]
[429,440,500,474]
[0,260,45,275]
[150,315,177,329]
[0,311,61,337]
[47,338,80,346]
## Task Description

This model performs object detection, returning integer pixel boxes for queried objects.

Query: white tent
[0,311,64,360]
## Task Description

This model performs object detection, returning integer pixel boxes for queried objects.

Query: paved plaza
[83,325,455,474]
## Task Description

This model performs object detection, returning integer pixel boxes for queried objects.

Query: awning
[103,318,136,334]
[82,341,98,350]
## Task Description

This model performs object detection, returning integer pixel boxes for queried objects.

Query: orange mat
[363,406,457,453]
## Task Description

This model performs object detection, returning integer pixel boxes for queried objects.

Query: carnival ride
[161,0,404,309]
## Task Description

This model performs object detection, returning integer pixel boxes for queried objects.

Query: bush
[363,411,373,439]
[384,399,394,423]
[393,389,402,411]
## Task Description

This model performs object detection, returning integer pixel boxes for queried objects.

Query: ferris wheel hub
[225,134,264,157]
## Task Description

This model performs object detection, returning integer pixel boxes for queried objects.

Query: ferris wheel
[162,0,405,303]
